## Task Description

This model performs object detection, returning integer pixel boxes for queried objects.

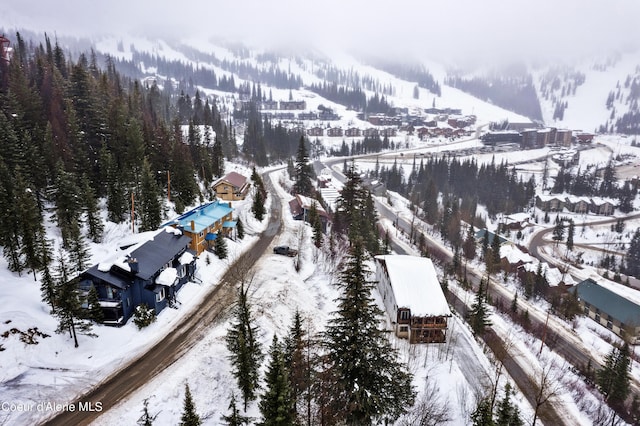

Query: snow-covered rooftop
[375,255,451,317]
[500,245,536,265]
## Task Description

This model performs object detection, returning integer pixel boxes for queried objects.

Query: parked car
[273,245,297,257]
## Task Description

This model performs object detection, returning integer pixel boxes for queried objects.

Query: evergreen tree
[40,265,57,313]
[470,279,491,335]
[80,174,103,243]
[510,292,518,314]
[334,165,379,254]
[322,239,414,424]
[53,250,90,348]
[52,161,83,249]
[67,225,90,274]
[87,285,104,323]
[215,234,228,259]
[566,220,574,251]
[552,220,565,246]
[309,202,323,248]
[212,135,225,177]
[237,218,245,239]
[180,383,202,426]
[15,169,46,279]
[495,383,523,426]
[293,136,314,196]
[626,228,640,278]
[222,393,250,426]
[226,282,264,411]
[481,230,490,259]
[490,232,501,275]
[597,343,631,405]
[470,398,494,426]
[0,160,22,273]
[463,225,477,261]
[284,310,310,423]
[252,187,266,221]
[259,335,294,426]
[139,157,163,232]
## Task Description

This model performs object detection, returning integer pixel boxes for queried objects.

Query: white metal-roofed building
[374,255,452,343]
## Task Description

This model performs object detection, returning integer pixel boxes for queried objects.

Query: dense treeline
[552,162,636,212]
[446,73,543,122]
[307,81,393,114]
[313,64,396,96]
[367,61,442,96]
[108,46,301,93]
[371,155,534,249]
[328,135,393,157]
[0,32,235,275]
[240,101,305,166]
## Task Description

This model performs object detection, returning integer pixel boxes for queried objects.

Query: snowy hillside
[92,35,532,127]
[535,53,640,133]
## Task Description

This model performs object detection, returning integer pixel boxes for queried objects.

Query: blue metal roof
[165,200,233,234]
[576,279,640,325]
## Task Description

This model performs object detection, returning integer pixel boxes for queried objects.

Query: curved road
[41,172,283,426]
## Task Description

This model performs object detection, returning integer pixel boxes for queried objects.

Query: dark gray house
[78,228,196,326]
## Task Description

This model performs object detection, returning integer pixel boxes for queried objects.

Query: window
[399,326,409,333]
[595,314,601,323]
[106,286,114,300]
[606,321,613,330]
[177,264,186,279]
[399,310,410,320]
[156,287,166,303]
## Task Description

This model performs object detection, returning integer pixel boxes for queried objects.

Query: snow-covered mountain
[534,53,640,133]
[86,34,640,135]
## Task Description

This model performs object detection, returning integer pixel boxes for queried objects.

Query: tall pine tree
[293,136,313,196]
[226,282,264,411]
[322,239,414,424]
[259,335,294,426]
[180,382,202,426]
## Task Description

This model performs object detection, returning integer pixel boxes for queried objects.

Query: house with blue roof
[77,228,196,326]
[164,200,235,255]
[575,278,640,344]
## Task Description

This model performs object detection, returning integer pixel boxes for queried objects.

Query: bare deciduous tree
[531,355,567,426]
[397,379,451,426]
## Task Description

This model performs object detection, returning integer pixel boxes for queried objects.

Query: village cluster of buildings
[482,122,595,150]
[478,226,640,344]
[76,171,252,326]
[536,194,616,215]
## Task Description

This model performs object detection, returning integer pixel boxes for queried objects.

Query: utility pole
[539,309,550,355]
[167,170,171,202]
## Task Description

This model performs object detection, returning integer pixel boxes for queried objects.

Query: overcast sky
[2,0,639,66]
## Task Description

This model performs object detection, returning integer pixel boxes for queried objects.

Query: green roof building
[575,278,640,344]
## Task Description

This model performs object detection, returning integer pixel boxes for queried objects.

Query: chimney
[190,220,195,231]
[128,257,139,273]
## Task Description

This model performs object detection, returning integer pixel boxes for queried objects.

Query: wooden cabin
[212,171,250,201]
